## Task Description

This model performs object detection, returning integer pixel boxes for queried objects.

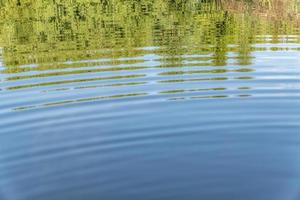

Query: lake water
[1,1,300,200]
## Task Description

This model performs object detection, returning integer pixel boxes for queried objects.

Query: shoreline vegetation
[0,0,300,68]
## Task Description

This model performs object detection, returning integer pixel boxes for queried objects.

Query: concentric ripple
[1,1,300,200]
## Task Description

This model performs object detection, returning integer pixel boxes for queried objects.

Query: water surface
[1,1,300,200]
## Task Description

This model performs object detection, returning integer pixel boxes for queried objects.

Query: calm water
[1,1,300,200]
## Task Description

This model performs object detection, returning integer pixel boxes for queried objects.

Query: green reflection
[1,0,300,111]
[1,0,300,68]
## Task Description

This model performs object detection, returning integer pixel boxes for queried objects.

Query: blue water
[1,2,300,200]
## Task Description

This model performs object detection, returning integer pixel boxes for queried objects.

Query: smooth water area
[1,1,300,200]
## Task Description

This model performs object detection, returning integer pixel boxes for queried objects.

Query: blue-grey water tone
[1,1,300,200]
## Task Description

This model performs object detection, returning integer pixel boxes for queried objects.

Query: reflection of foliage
[0,0,300,68]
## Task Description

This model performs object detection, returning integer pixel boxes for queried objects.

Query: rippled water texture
[1,1,300,200]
